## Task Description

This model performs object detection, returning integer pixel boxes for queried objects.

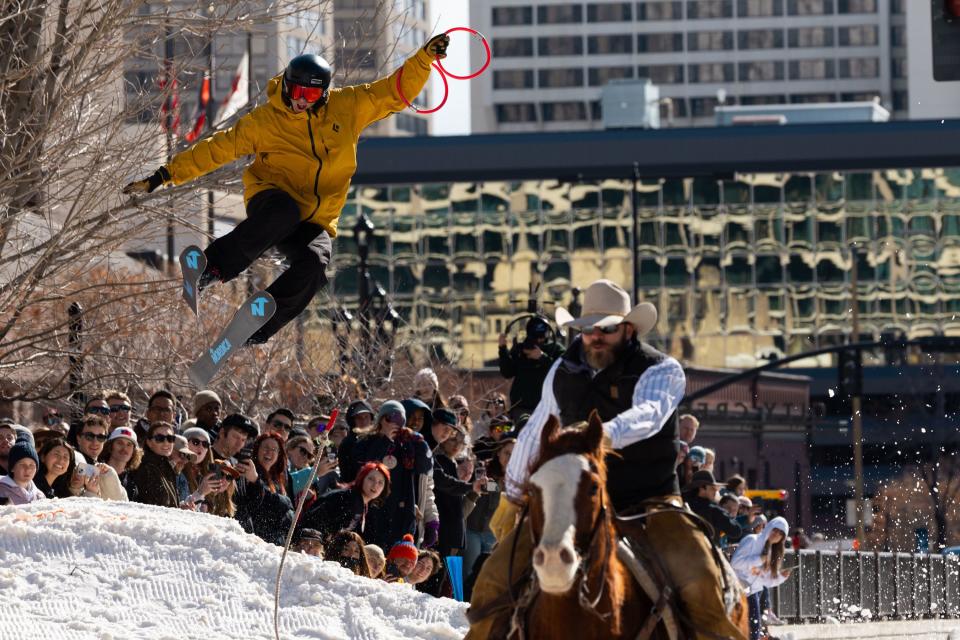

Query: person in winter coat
[0,436,45,505]
[403,397,439,548]
[412,368,446,410]
[131,422,180,508]
[682,470,744,546]
[327,530,371,577]
[336,400,375,483]
[434,424,486,557]
[384,534,419,583]
[731,516,791,640]
[182,427,235,517]
[68,415,128,501]
[497,317,565,420]
[34,437,76,499]
[253,433,288,497]
[351,401,432,549]
[298,461,390,542]
[465,437,515,580]
[123,35,450,345]
[99,427,143,502]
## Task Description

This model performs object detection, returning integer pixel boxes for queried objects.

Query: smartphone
[210,463,224,480]
[236,444,254,463]
[485,479,499,492]
[77,462,99,479]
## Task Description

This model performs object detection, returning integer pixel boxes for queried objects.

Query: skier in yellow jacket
[124,34,449,343]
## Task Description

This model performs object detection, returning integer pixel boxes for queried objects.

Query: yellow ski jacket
[164,49,435,237]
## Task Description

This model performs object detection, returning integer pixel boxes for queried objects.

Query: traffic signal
[933,0,960,81]
[837,347,863,399]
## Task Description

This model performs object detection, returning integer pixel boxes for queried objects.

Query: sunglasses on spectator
[86,407,111,416]
[296,446,315,460]
[81,432,108,442]
[271,420,293,431]
[578,323,622,335]
[110,404,132,413]
[384,412,405,426]
[150,434,177,443]
[188,438,210,449]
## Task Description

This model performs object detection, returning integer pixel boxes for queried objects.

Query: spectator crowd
[0,371,521,599]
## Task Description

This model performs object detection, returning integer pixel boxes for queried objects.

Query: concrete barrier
[777,619,960,640]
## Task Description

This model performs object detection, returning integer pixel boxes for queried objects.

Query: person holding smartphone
[731,516,792,640]
[68,415,128,501]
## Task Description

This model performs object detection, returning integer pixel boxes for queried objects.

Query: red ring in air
[435,27,491,81]
[396,62,449,114]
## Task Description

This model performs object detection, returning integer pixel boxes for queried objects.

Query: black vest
[552,337,680,512]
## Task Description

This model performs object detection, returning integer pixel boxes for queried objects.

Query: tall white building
[470,0,910,132]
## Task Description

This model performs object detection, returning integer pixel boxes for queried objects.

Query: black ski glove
[423,33,450,60]
[123,167,171,194]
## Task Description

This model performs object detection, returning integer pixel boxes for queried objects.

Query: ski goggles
[288,82,325,103]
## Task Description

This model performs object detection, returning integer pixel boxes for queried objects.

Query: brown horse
[521,411,671,640]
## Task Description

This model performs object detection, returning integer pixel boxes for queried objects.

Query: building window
[495,103,537,123]
[840,92,878,102]
[492,6,534,25]
[891,26,906,47]
[638,64,685,83]
[839,25,878,46]
[637,33,684,52]
[838,57,879,78]
[688,31,734,51]
[541,101,587,121]
[690,97,719,117]
[335,47,376,70]
[637,1,683,19]
[493,69,535,89]
[687,0,735,18]
[789,59,835,79]
[738,30,784,49]
[538,68,585,88]
[588,2,633,21]
[790,93,836,103]
[739,61,785,81]
[892,90,908,111]
[589,66,635,85]
[493,38,534,57]
[890,0,905,13]
[395,113,428,135]
[537,4,583,23]
[891,58,907,79]
[741,94,787,104]
[788,27,834,47]
[837,0,876,12]
[738,0,784,16]
[787,0,833,14]
[538,36,584,56]
[588,34,634,54]
[688,62,735,82]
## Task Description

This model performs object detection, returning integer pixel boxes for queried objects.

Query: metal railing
[769,550,960,623]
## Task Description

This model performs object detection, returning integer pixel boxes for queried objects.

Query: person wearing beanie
[402,397,439,549]
[193,390,222,435]
[349,401,432,550]
[385,533,420,582]
[0,435,45,505]
[345,400,374,431]
[365,544,386,578]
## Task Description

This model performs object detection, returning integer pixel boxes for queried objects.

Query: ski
[179,245,207,317]
[188,291,277,388]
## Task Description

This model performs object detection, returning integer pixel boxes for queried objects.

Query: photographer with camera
[497,317,564,422]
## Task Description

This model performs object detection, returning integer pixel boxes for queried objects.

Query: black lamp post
[353,212,375,329]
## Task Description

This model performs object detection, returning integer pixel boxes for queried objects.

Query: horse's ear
[541,414,561,451]
[585,410,604,453]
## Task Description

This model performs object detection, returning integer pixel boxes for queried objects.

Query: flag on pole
[158,65,181,134]
[214,52,249,126]
[184,70,211,143]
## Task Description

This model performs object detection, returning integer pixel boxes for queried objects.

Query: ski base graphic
[179,245,207,317]
[188,291,277,388]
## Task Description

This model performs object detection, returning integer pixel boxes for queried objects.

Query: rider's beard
[583,332,627,371]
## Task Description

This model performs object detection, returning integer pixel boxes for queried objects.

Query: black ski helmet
[283,54,333,105]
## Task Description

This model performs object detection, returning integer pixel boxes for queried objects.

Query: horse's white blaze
[530,453,589,591]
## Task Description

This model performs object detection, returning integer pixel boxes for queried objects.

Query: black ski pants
[204,188,332,341]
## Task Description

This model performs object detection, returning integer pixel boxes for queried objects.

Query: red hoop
[435,27,491,81]
[396,62,449,114]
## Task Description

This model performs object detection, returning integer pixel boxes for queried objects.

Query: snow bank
[0,499,468,640]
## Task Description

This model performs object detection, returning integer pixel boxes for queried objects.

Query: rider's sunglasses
[578,323,622,335]
[288,82,324,103]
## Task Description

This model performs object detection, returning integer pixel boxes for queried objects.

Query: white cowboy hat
[554,279,657,336]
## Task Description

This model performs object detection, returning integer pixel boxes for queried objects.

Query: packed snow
[0,499,468,640]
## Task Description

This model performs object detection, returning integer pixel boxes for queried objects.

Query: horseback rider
[466,279,747,640]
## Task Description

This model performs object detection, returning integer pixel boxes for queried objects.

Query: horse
[518,411,749,640]
[518,411,670,640]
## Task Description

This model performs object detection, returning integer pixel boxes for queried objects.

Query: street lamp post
[353,212,375,330]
